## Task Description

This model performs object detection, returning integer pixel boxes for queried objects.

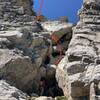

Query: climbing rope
[37,0,44,21]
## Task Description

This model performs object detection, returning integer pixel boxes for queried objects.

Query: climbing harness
[37,0,44,21]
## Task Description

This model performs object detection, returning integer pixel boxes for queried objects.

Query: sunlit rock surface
[56,0,100,99]
[0,80,28,100]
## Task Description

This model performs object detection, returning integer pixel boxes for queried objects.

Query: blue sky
[33,0,83,23]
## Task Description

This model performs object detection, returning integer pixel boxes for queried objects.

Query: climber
[44,55,50,67]
[50,32,64,65]
[38,77,48,96]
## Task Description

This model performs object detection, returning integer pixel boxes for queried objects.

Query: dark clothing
[39,78,48,96]
[44,56,50,65]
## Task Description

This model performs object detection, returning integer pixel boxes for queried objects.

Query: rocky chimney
[17,0,34,15]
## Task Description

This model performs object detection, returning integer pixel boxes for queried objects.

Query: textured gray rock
[0,49,38,93]
[0,0,73,99]
[41,21,73,65]
[34,97,54,100]
[0,80,28,100]
[56,0,100,100]
[41,21,72,32]
[0,30,50,94]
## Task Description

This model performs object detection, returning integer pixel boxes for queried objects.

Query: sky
[33,0,83,23]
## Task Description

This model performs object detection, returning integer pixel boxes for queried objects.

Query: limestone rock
[0,0,39,32]
[56,0,100,99]
[0,30,50,94]
[0,80,28,100]
[83,0,100,4]
[0,0,73,98]
[0,49,38,93]
[34,96,54,100]
[41,21,72,32]
[41,21,72,47]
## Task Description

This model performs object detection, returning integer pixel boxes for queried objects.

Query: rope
[57,43,63,56]
[37,0,44,21]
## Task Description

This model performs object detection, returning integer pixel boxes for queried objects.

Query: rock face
[56,0,100,100]
[0,80,28,100]
[0,0,73,98]
[16,0,34,15]
[0,0,50,95]
[41,21,73,65]
[0,0,34,21]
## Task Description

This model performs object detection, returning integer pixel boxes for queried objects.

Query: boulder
[34,96,54,100]
[41,21,72,32]
[0,24,50,95]
[0,80,28,100]
[16,0,35,15]
[0,49,39,93]
[0,0,73,98]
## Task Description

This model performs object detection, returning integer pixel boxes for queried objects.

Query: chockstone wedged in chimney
[0,0,50,96]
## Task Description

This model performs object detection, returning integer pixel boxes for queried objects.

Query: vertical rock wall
[16,0,34,15]
[56,0,100,100]
[0,0,73,97]
[0,0,50,95]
